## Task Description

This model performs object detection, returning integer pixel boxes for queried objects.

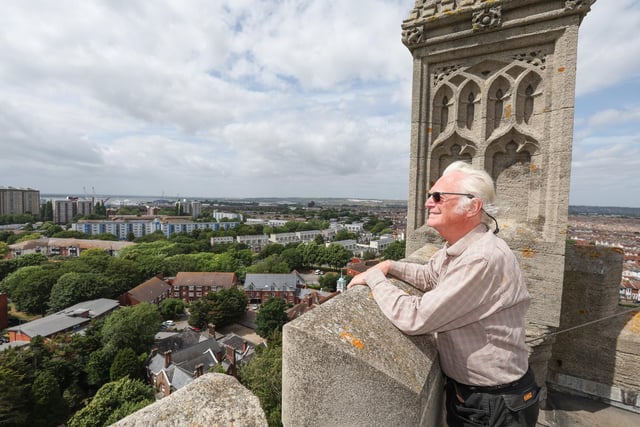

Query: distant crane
[92,187,111,205]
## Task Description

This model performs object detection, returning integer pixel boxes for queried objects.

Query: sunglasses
[426,191,500,234]
[426,191,475,202]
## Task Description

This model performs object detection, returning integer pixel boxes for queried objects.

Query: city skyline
[1,1,638,207]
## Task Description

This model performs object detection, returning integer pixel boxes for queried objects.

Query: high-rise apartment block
[0,186,41,216]
[54,199,93,224]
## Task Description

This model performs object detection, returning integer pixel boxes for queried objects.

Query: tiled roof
[7,298,119,338]
[243,273,304,291]
[9,237,135,251]
[174,272,237,288]
[129,276,171,302]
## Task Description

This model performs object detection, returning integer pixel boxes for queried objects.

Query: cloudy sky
[1,1,638,207]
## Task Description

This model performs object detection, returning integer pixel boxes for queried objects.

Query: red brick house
[119,275,172,306]
[243,272,305,305]
[0,293,8,331]
[168,272,238,303]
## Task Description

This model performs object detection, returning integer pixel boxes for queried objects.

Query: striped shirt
[365,225,530,386]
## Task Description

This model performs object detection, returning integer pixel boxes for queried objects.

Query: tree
[103,258,146,297]
[187,298,210,330]
[67,377,154,427]
[109,348,144,381]
[313,234,325,245]
[324,244,352,270]
[279,247,303,271]
[30,370,69,427]
[255,297,289,339]
[318,272,351,292]
[239,330,283,427]
[163,254,200,276]
[334,230,358,241]
[246,254,290,274]
[85,349,111,387]
[299,242,324,267]
[48,272,111,313]
[258,243,285,260]
[100,303,162,358]
[159,298,185,319]
[50,230,87,239]
[8,266,62,315]
[0,355,30,426]
[0,242,9,258]
[188,287,248,330]
[383,240,406,261]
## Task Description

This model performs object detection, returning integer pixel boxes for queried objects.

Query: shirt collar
[444,223,490,257]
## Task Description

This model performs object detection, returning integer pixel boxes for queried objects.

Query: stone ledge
[112,373,267,427]
[282,284,444,427]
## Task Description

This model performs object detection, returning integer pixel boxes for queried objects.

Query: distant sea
[40,193,640,216]
[40,194,408,208]
[569,205,640,218]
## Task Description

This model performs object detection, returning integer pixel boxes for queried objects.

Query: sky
[0,1,638,207]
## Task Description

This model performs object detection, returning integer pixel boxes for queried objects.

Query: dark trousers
[445,368,540,427]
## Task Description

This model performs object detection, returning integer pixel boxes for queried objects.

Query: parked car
[162,320,175,327]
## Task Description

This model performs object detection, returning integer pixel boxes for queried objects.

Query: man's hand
[347,272,368,289]
[347,261,393,290]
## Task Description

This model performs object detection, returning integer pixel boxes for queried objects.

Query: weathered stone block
[282,285,443,427]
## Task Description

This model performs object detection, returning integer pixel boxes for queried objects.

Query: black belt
[452,368,533,394]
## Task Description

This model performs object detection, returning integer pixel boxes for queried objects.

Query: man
[348,161,539,426]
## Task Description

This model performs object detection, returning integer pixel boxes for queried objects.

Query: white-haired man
[348,161,539,426]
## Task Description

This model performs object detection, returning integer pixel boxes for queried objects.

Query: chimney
[225,345,236,365]
[164,350,172,368]
[194,363,204,378]
[307,295,313,307]
[208,323,216,337]
[242,340,248,353]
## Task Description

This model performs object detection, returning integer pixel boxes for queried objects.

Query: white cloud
[0,1,637,205]
[576,0,640,96]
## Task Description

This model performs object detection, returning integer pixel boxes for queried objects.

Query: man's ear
[468,198,483,217]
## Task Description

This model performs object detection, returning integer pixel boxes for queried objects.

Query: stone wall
[548,244,640,411]
[400,0,597,397]
[282,277,444,427]
[112,373,267,427]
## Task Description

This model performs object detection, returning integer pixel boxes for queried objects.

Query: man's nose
[425,197,435,209]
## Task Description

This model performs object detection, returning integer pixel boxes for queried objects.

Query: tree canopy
[255,297,289,339]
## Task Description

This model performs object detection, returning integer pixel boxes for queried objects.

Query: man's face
[425,172,469,235]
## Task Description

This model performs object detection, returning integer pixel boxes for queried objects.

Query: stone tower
[401,0,596,381]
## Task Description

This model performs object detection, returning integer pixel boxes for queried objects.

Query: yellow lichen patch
[558,67,565,72]
[522,248,536,258]
[624,312,640,335]
[530,164,538,172]
[505,104,512,118]
[340,331,365,350]
[427,127,433,134]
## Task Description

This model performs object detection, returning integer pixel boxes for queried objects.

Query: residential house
[120,275,172,306]
[147,331,255,398]
[243,272,305,305]
[345,259,380,278]
[168,272,238,303]
[287,290,339,321]
[8,237,135,258]
[6,298,119,343]
[0,293,8,331]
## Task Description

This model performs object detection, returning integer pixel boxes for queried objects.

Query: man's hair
[442,161,497,223]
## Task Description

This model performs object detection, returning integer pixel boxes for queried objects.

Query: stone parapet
[112,373,267,427]
[549,244,640,413]
[282,281,444,427]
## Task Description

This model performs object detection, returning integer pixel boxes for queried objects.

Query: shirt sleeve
[365,255,506,336]
[387,260,438,292]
